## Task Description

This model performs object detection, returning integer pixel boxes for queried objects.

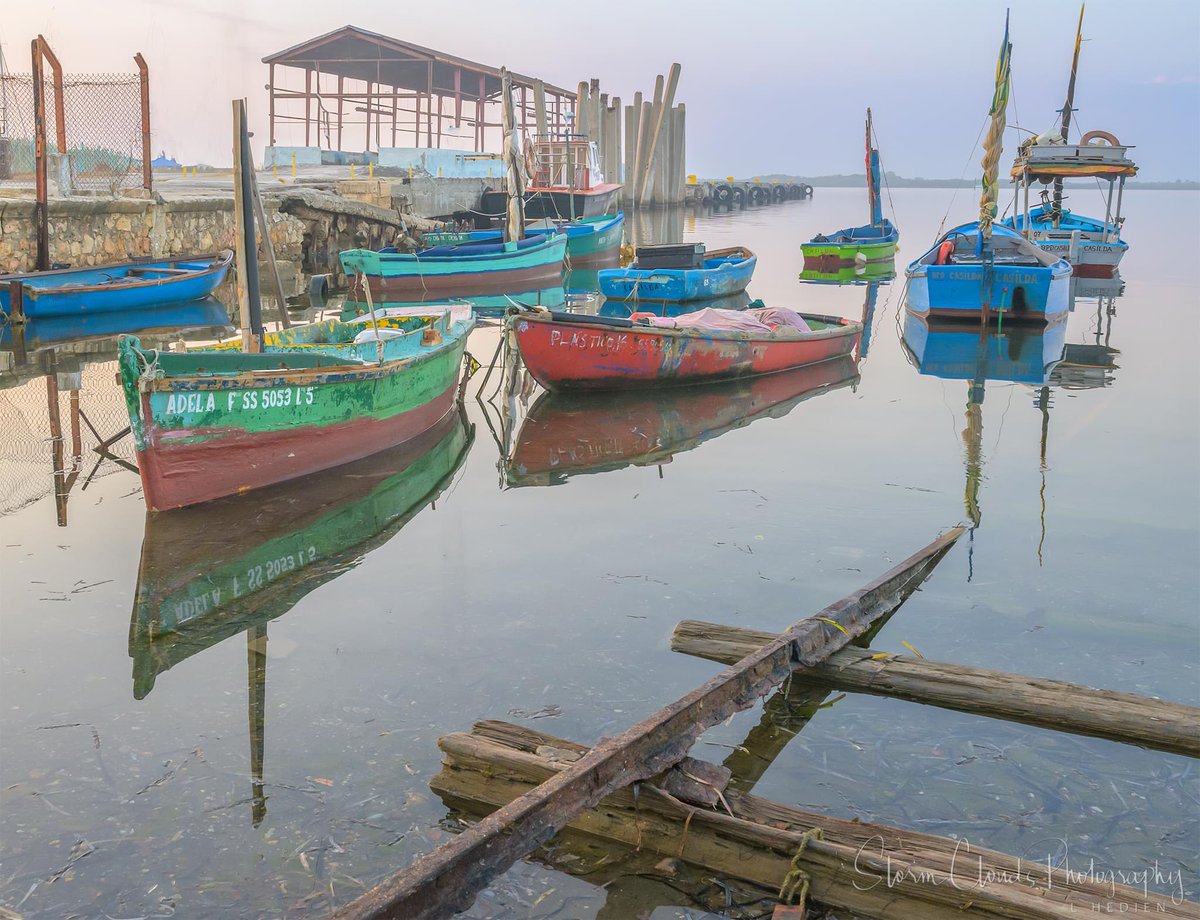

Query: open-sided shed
[263,26,576,155]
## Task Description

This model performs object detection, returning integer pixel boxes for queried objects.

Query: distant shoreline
[753,174,1200,191]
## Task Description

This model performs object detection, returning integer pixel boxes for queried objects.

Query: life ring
[1080,129,1120,147]
[935,240,955,265]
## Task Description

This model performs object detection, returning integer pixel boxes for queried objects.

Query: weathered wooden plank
[333,527,964,919]
[671,620,1200,758]
[432,723,1199,920]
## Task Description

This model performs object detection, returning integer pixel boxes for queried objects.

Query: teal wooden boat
[340,232,566,301]
[428,213,623,267]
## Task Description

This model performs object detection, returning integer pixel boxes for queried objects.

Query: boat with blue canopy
[0,251,233,321]
[597,245,756,303]
[906,14,1071,324]
[801,109,898,276]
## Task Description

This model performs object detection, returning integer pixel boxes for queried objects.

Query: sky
[3,0,1199,180]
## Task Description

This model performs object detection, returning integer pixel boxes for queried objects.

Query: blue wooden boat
[597,246,756,302]
[0,251,233,321]
[429,212,623,267]
[905,14,1071,324]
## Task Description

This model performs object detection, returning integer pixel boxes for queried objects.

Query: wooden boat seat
[126,266,193,276]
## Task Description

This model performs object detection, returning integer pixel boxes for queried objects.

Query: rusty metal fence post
[30,37,49,270]
[135,53,151,191]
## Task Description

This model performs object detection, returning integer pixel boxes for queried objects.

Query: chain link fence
[1,65,148,193]
[0,360,139,519]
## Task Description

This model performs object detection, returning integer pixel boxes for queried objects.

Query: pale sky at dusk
[4,0,1198,179]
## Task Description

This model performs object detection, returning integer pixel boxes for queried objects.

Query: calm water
[1,189,1198,919]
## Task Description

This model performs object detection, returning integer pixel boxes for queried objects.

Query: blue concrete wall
[378,148,503,178]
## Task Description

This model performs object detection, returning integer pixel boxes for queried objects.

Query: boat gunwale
[347,234,567,269]
[517,309,860,345]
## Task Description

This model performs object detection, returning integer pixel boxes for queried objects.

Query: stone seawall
[0,190,439,277]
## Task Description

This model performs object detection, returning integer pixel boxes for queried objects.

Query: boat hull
[481,184,622,220]
[341,235,566,300]
[598,249,756,302]
[511,311,861,391]
[119,316,473,511]
[905,261,1072,323]
[0,252,233,319]
[1001,209,1127,277]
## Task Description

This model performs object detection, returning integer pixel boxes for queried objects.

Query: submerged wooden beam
[333,527,964,919]
[431,722,1198,920]
[671,621,1200,758]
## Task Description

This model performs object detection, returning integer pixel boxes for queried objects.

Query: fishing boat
[509,304,861,391]
[906,14,1072,323]
[505,357,859,487]
[598,290,751,319]
[426,212,624,267]
[340,233,566,302]
[0,251,233,321]
[800,109,898,275]
[479,134,622,219]
[598,245,756,302]
[1001,7,1136,277]
[341,287,567,320]
[117,304,474,511]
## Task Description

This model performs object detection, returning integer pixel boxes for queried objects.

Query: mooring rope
[777,827,825,912]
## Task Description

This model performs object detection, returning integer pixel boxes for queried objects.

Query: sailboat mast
[1052,4,1085,224]
[978,13,1012,241]
[865,108,875,226]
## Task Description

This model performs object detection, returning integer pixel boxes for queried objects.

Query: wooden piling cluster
[574,66,686,207]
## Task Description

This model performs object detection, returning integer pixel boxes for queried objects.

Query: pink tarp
[637,306,812,334]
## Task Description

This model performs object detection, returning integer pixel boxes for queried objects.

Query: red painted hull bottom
[1071,262,1119,278]
[137,381,458,512]
[512,316,862,391]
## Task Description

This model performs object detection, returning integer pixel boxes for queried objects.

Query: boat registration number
[163,386,316,415]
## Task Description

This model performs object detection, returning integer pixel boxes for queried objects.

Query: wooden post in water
[231,99,262,353]
[499,69,524,243]
[607,99,622,189]
[640,64,680,206]
[248,168,292,329]
[623,92,641,201]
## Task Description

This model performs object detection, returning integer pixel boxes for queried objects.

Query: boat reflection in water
[504,355,859,488]
[902,309,1070,576]
[1055,272,1123,389]
[128,409,473,823]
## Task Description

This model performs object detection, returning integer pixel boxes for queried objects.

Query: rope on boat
[978,20,1012,240]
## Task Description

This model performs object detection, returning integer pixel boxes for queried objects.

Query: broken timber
[671,621,1200,758]
[430,721,1199,920]
[333,526,964,919]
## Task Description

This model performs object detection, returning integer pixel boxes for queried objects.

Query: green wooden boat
[118,305,474,511]
[801,109,899,274]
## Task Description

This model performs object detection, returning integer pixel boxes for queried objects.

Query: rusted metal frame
[391,85,398,148]
[30,39,50,271]
[338,75,344,150]
[435,95,443,147]
[365,77,373,153]
[374,58,381,150]
[426,62,433,148]
[478,74,486,151]
[453,67,462,128]
[314,62,324,148]
[304,68,312,147]
[334,527,965,920]
[34,36,66,154]
[135,53,151,190]
[269,63,277,146]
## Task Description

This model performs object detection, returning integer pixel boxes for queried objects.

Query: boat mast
[978,12,1012,242]
[1052,4,1085,226]
[865,108,880,228]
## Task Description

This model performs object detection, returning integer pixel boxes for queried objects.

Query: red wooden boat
[509,307,862,391]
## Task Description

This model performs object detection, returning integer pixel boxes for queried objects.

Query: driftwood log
[431,721,1198,920]
[333,527,964,919]
[671,620,1200,758]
